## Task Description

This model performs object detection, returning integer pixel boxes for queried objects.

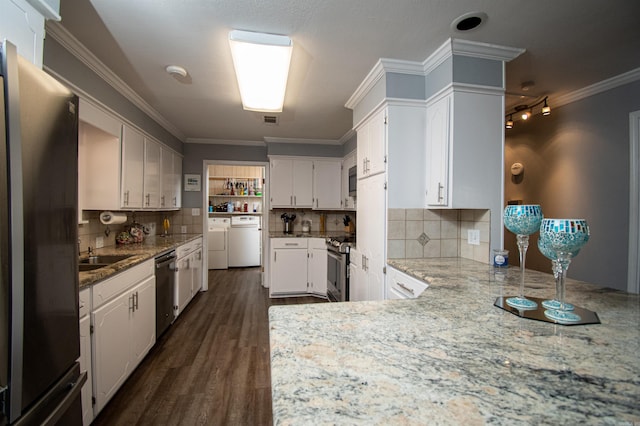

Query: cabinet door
[175,256,192,317]
[161,147,174,209]
[425,95,450,206]
[271,248,308,294]
[313,160,342,209]
[0,0,46,67]
[308,246,327,296]
[292,159,313,207]
[130,275,156,369]
[191,249,203,295]
[366,174,386,301]
[143,138,161,208]
[270,158,294,207]
[172,154,182,208]
[79,314,93,426]
[356,123,368,179]
[367,108,387,176]
[349,249,368,302]
[121,125,145,209]
[92,290,132,414]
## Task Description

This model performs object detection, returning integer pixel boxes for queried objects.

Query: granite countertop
[269,257,640,425]
[79,233,202,288]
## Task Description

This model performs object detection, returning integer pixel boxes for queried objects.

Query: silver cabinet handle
[396,282,415,295]
[129,294,135,312]
[134,291,139,310]
[437,183,444,202]
[274,252,277,262]
[124,190,130,206]
[145,193,150,206]
[290,195,293,205]
[173,196,177,206]
[161,195,165,207]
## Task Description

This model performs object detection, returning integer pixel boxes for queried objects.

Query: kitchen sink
[78,263,107,272]
[80,254,132,265]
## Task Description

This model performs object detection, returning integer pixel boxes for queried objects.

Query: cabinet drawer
[176,242,194,258]
[79,287,91,318]
[192,237,203,250]
[271,238,308,249]
[307,238,326,250]
[92,260,154,308]
[387,267,428,299]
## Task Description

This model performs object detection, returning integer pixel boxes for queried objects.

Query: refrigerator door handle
[12,367,86,426]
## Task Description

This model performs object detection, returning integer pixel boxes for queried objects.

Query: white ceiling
[57,0,640,144]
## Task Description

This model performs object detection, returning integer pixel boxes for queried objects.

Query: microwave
[348,165,357,197]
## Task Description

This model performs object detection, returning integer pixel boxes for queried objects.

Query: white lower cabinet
[387,267,429,300]
[78,288,93,426]
[91,260,156,416]
[307,239,327,296]
[270,238,327,297]
[174,237,204,318]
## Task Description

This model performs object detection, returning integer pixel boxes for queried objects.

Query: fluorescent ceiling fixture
[229,30,293,112]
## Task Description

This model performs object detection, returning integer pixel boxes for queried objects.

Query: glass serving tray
[494,296,600,326]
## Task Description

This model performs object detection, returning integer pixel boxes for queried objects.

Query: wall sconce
[505,96,551,129]
[228,30,293,113]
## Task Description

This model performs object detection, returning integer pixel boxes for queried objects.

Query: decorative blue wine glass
[539,219,590,323]
[537,237,578,311]
[503,205,543,310]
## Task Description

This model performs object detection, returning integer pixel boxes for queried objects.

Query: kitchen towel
[99,211,127,225]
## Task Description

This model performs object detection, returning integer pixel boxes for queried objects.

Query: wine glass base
[541,299,575,311]
[506,297,538,310]
[544,309,581,323]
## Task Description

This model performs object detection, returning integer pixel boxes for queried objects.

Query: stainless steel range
[326,235,354,302]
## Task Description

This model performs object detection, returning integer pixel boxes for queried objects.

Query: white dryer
[208,217,230,269]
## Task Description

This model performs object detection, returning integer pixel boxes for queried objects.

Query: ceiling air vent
[263,115,279,125]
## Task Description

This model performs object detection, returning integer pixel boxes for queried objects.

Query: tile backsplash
[269,209,356,234]
[78,208,204,255]
[387,208,490,263]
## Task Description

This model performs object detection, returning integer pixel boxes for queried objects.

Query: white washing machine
[228,216,261,267]
[208,217,230,269]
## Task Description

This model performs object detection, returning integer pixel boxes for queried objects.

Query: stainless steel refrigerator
[1,40,86,425]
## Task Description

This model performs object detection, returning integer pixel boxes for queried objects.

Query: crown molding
[185,138,266,146]
[338,128,356,144]
[344,58,424,110]
[553,67,640,109]
[451,39,525,62]
[45,21,185,141]
[263,137,342,146]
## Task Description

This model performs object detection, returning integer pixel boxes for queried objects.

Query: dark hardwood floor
[92,267,326,426]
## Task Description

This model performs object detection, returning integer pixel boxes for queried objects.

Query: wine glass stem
[516,234,529,299]
[556,253,572,310]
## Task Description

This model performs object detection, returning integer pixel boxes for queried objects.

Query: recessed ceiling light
[451,12,488,32]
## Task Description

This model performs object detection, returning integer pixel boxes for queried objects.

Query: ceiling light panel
[229,30,293,113]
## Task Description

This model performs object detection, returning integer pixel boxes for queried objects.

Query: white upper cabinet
[425,94,451,206]
[357,108,386,179]
[313,159,342,210]
[121,125,145,209]
[143,138,161,209]
[78,100,123,211]
[0,0,48,67]
[425,89,504,209]
[269,157,313,208]
[78,99,181,211]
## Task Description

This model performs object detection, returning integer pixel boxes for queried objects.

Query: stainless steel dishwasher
[155,250,176,337]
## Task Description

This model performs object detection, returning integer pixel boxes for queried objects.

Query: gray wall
[43,37,183,153]
[505,79,640,291]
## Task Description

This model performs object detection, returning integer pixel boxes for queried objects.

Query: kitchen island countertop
[269,257,640,425]
[79,233,202,288]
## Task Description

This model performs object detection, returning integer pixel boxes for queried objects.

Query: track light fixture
[505,96,551,129]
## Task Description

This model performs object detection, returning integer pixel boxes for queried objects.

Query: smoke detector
[165,65,188,78]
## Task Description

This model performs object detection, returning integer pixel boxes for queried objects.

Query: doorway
[201,160,269,287]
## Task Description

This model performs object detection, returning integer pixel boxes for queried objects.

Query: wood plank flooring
[92,267,327,426]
